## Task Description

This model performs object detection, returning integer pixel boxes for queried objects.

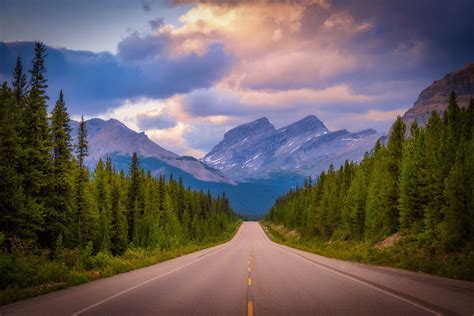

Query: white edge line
[72,226,243,315]
[258,225,443,316]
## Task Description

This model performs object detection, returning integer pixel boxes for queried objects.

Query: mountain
[203,115,383,181]
[402,62,474,129]
[71,118,233,184]
[70,116,381,216]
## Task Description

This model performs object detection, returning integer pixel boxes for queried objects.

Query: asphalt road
[1,222,473,315]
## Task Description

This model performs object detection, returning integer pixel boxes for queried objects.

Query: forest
[0,42,240,303]
[265,94,474,280]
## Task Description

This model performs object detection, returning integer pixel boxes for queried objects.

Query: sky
[1,0,474,157]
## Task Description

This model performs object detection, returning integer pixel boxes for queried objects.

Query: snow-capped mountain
[71,118,233,184]
[203,115,383,181]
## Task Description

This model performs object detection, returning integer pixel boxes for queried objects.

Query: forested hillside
[266,94,474,279]
[0,42,239,304]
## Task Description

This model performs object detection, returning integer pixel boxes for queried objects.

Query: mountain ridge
[71,118,233,184]
[203,115,383,181]
[402,61,474,129]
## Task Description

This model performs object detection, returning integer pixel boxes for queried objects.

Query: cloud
[149,18,165,30]
[137,112,177,130]
[117,32,169,61]
[177,84,373,120]
[3,0,474,156]
[142,0,152,12]
[0,40,233,115]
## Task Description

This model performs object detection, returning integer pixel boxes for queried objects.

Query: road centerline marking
[247,301,253,316]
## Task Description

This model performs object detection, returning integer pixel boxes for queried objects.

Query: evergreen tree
[74,115,96,246]
[110,168,128,255]
[127,153,143,241]
[94,159,112,251]
[45,90,73,248]
[440,139,470,251]
[12,55,27,108]
[21,41,52,242]
[421,112,445,242]
[398,121,424,233]
[365,143,393,239]
[76,115,88,170]
[0,82,27,240]
[441,92,461,175]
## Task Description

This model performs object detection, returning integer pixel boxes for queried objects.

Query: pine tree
[74,115,95,246]
[12,55,27,108]
[364,144,397,240]
[127,153,143,241]
[0,82,26,240]
[94,159,112,251]
[76,115,88,170]
[385,116,405,231]
[45,90,73,248]
[366,117,405,238]
[343,158,370,239]
[440,140,469,251]
[398,121,424,233]
[441,92,461,175]
[20,41,52,242]
[421,112,445,241]
[110,168,128,255]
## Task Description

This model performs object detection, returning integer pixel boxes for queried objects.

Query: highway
[1,222,473,315]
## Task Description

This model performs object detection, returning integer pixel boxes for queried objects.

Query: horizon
[1,0,474,157]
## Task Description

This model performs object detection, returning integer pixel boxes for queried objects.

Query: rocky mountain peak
[402,61,474,128]
[223,117,275,141]
[278,115,328,135]
[203,115,382,181]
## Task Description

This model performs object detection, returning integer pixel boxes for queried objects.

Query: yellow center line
[248,278,252,286]
[247,301,253,316]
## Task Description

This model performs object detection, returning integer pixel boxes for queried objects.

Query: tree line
[0,42,238,258]
[267,94,474,253]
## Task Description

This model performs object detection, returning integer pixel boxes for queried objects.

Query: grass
[261,221,474,281]
[0,222,241,306]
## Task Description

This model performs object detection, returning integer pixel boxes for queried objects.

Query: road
[1,222,473,315]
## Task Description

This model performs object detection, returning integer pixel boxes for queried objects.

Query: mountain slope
[203,115,382,181]
[402,62,474,128]
[71,118,233,184]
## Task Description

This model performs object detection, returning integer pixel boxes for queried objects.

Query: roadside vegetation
[262,222,473,280]
[0,42,241,305]
[264,96,474,281]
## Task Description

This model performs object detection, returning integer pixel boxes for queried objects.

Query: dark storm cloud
[0,40,233,115]
[329,0,474,79]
